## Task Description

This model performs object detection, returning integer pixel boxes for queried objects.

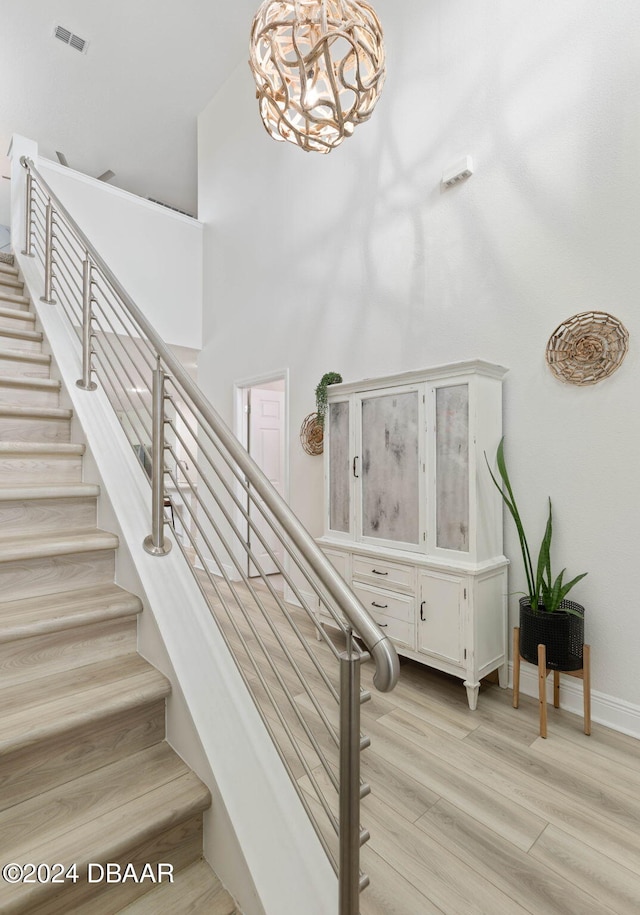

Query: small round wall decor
[545,311,629,386]
[300,412,324,456]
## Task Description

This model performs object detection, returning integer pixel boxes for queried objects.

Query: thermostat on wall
[442,156,474,188]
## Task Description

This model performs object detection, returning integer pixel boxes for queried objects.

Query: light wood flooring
[194,569,640,915]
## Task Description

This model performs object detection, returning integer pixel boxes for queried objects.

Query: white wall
[37,156,204,349]
[197,0,640,731]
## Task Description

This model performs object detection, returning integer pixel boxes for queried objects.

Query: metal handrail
[23,156,399,693]
[21,155,400,913]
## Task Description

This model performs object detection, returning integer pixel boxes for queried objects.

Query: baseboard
[509,662,640,740]
[194,555,240,582]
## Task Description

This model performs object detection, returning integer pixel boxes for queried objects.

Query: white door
[248,387,285,577]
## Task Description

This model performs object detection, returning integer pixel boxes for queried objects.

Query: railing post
[21,164,34,257]
[40,199,56,304]
[76,255,98,391]
[143,357,172,556]
[339,648,364,915]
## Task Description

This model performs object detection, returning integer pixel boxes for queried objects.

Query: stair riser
[0,549,115,602]
[0,355,50,377]
[0,415,70,442]
[0,496,96,534]
[0,279,23,297]
[0,700,166,813]
[0,332,42,352]
[0,383,59,408]
[5,814,203,915]
[0,295,31,313]
[0,617,138,688]
[0,453,83,484]
[0,312,35,333]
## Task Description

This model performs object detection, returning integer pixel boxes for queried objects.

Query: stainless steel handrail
[23,156,399,693]
[21,155,400,913]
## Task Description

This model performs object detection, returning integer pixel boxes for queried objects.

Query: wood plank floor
[194,569,640,915]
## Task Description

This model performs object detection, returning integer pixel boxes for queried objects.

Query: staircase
[0,260,237,914]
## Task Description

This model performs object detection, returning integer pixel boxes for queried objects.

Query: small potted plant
[486,438,587,670]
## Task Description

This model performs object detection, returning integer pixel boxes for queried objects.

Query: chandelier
[249,0,386,153]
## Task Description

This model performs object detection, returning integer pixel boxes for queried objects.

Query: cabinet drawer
[352,582,414,624]
[368,607,415,650]
[352,556,414,593]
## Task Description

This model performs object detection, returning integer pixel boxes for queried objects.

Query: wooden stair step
[0,261,19,277]
[0,326,43,351]
[0,274,23,292]
[0,582,141,639]
[0,745,210,915]
[0,582,141,687]
[0,291,31,312]
[0,306,35,331]
[0,527,118,601]
[0,348,51,377]
[0,654,171,810]
[0,404,72,442]
[113,860,237,915]
[0,375,60,407]
[0,482,99,533]
[0,441,85,484]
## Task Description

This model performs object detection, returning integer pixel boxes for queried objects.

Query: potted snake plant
[486,438,587,670]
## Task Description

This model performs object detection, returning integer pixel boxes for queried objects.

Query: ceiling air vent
[54,24,88,54]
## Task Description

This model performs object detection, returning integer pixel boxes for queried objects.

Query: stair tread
[0,764,210,913]
[0,653,170,753]
[0,582,141,642]
[0,326,41,342]
[0,403,70,419]
[0,481,99,501]
[0,375,60,391]
[116,860,236,915]
[0,441,84,454]
[0,742,198,851]
[0,274,23,289]
[0,305,34,322]
[0,262,19,277]
[0,348,49,364]
[0,526,118,563]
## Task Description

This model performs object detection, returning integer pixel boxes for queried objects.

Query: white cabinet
[318,360,509,709]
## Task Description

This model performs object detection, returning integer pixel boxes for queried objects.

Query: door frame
[234,369,290,578]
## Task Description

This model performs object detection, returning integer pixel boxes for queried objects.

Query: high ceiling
[0,0,257,218]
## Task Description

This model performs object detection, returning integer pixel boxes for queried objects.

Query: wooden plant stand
[512,627,591,738]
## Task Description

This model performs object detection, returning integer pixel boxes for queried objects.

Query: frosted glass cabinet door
[328,401,351,534]
[360,390,420,545]
[435,384,469,551]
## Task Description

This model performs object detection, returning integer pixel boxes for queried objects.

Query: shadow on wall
[0,225,10,253]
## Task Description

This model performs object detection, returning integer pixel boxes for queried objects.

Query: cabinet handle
[372,601,388,609]
[353,456,359,478]
[371,569,388,576]
[420,601,426,622]
[377,622,388,628]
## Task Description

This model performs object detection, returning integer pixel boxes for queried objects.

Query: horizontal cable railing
[21,156,399,915]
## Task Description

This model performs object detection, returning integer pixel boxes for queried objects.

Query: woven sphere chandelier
[249,0,386,153]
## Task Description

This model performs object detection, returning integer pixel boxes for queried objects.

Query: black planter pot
[519,597,585,671]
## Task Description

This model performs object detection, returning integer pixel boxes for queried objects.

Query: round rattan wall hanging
[300,412,324,456]
[545,311,629,386]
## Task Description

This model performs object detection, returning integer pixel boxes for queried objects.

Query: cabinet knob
[420,601,426,621]
[372,601,388,609]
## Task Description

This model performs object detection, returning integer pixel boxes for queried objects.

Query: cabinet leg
[553,670,560,709]
[498,661,508,689]
[513,628,520,709]
[464,681,480,711]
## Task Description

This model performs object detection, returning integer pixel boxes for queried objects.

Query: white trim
[509,662,640,740]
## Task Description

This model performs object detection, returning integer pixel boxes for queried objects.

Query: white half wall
[10,136,203,350]
[197,0,640,733]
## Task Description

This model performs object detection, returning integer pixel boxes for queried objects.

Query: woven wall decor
[300,412,324,455]
[545,311,629,386]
